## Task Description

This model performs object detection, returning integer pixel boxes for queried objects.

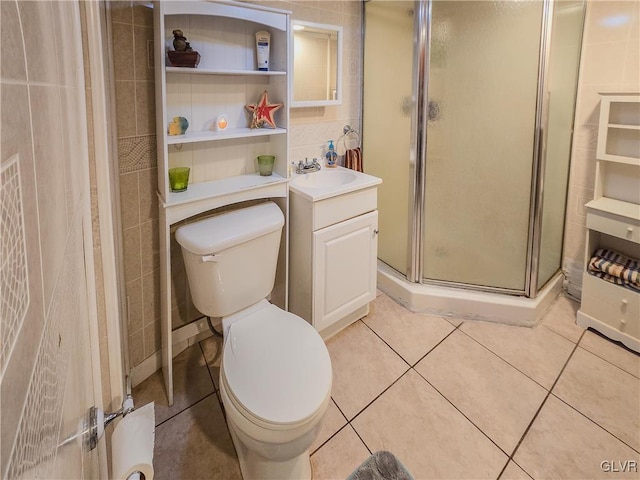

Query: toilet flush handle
[201,254,222,263]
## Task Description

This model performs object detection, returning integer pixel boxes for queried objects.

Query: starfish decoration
[245,90,283,129]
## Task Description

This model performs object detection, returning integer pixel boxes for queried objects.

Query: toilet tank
[175,202,285,318]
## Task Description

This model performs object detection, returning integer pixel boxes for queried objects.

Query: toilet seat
[222,304,332,426]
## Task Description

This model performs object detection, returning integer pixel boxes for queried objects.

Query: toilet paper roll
[112,402,155,480]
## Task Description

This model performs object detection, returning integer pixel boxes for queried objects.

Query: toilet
[175,202,332,480]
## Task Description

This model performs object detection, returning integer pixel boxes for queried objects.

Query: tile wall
[563,0,640,298]
[111,0,363,374]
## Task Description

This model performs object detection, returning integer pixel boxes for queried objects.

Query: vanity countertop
[289,166,382,202]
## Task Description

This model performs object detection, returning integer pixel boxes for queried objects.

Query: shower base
[377,261,563,327]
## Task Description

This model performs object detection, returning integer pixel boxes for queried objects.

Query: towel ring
[336,124,360,154]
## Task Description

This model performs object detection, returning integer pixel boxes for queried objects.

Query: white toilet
[175,202,332,480]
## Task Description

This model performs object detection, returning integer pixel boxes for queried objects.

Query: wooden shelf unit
[577,93,640,353]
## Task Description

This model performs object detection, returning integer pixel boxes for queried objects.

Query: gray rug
[346,451,414,480]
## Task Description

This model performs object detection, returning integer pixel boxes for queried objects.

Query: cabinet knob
[627,227,634,234]
[619,318,627,330]
[373,229,379,235]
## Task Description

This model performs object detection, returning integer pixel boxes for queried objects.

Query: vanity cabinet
[577,93,640,353]
[290,183,380,338]
[153,0,291,404]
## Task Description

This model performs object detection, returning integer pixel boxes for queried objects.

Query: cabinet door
[313,211,378,332]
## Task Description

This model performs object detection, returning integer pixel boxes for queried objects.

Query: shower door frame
[405,0,559,298]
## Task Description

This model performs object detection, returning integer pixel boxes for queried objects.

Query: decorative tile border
[118,134,157,174]
[1,155,30,378]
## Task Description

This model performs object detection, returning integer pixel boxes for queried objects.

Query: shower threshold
[377,261,563,327]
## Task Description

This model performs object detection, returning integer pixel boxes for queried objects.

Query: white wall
[563,0,640,298]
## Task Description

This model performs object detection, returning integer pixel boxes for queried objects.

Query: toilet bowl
[175,202,332,480]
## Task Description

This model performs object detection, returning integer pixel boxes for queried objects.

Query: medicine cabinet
[291,21,342,107]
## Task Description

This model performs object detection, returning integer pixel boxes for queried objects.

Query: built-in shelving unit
[577,93,640,353]
[154,0,291,404]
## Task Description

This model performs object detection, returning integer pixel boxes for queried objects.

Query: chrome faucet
[296,158,321,174]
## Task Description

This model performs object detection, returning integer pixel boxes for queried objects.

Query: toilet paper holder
[59,394,135,451]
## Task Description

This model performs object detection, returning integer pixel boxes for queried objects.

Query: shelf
[166,67,287,76]
[608,123,640,130]
[586,197,640,221]
[164,172,287,208]
[167,127,286,145]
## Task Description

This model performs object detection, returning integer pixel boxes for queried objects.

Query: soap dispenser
[325,140,337,168]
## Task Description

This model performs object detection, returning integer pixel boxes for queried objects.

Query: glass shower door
[363,0,415,275]
[422,0,544,291]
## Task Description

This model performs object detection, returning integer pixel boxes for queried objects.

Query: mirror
[291,21,342,107]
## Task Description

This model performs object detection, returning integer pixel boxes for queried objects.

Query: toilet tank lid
[175,202,284,255]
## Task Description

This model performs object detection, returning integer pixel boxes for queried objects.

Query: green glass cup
[168,167,190,192]
[257,155,276,176]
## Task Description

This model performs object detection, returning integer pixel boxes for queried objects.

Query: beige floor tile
[311,399,348,454]
[514,395,640,479]
[311,425,371,480]
[580,331,640,378]
[541,295,584,343]
[500,461,532,479]
[200,334,223,389]
[553,347,640,451]
[416,331,547,454]
[352,370,507,479]
[133,343,214,425]
[154,394,241,480]
[460,321,574,389]
[327,320,409,420]
[363,294,455,365]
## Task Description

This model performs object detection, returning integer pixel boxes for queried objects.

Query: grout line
[346,368,412,424]
[507,331,585,463]
[410,322,461,368]
[154,391,217,429]
[411,367,511,459]
[348,424,372,456]
[456,325,568,392]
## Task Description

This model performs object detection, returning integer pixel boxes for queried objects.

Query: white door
[313,211,379,332]
[1,1,103,478]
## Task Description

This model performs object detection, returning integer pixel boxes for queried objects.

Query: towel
[345,147,363,172]
[588,248,640,292]
[347,451,414,480]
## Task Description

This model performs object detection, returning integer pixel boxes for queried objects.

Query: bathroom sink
[292,169,357,189]
[289,166,382,202]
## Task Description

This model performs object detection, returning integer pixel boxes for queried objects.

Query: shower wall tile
[142,270,161,328]
[111,1,134,25]
[119,172,141,229]
[133,2,154,28]
[129,328,145,367]
[134,25,154,82]
[135,81,156,135]
[116,81,137,137]
[127,278,144,335]
[138,168,159,221]
[112,22,135,81]
[140,219,160,275]
[122,226,142,284]
[0,1,26,81]
[144,321,161,359]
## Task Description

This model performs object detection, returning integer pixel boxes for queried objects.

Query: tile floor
[134,292,640,480]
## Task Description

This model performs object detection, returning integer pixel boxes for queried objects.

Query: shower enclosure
[363,0,586,320]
